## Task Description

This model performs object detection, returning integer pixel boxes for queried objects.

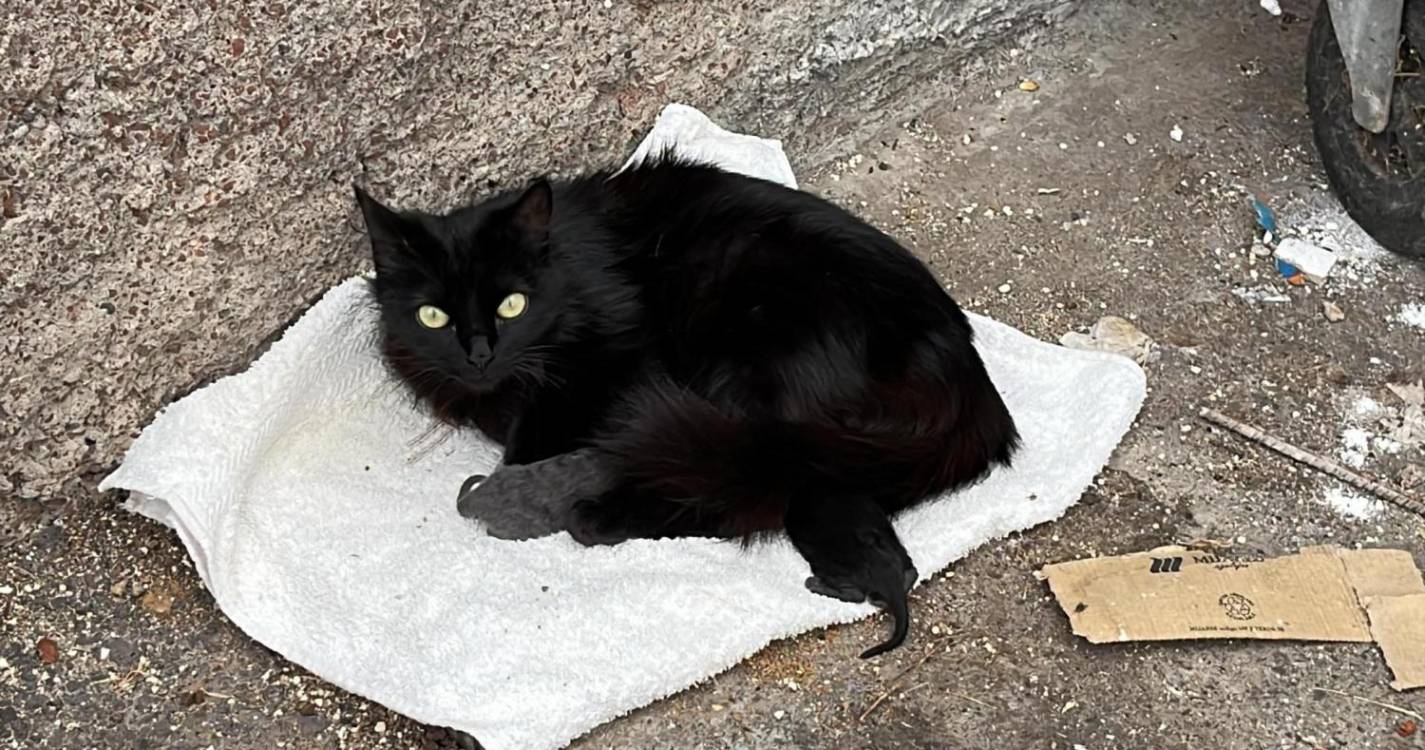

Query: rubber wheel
[1306,0,1425,259]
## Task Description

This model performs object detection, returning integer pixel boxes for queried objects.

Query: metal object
[1326,0,1405,133]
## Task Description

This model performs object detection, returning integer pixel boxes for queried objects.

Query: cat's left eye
[496,292,528,320]
[417,305,450,329]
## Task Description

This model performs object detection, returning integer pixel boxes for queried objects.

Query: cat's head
[355,181,568,396]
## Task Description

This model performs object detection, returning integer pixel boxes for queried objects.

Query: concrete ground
[5,1,1425,748]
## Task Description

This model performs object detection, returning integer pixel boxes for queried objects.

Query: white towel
[102,104,1146,750]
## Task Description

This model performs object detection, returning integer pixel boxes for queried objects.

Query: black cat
[356,157,1018,657]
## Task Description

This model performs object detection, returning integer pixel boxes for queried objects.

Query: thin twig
[858,690,893,722]
[857,636,969,722]
[1199,408,1425,518]
[1311,687,1424,721]
[949,691,996,709]
[897,681,930,699]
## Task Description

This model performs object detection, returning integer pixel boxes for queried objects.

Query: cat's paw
[804,575,868,603]
[456,467,565,540]
[802,563,917,605]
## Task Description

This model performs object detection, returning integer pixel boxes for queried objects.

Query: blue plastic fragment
[1275,258,1299,277]
[1252,198,1278,234]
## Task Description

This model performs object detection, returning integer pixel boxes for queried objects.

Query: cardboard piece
[1039,545,1425,691]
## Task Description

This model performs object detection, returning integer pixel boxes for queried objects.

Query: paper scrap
[1039,545,1425,691]
[1274,237,1337,283]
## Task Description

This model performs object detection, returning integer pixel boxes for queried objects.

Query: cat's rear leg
[784,494,918,659]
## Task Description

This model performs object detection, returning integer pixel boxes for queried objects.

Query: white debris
[1351,395,1385,420]
[1321,385,1414,520]
[1375,436,1404,455]
[1260,0,1282,15]
[1231,286,1290,304]
[1322,485,1384,521]
[1339,427,1372,468]
[1395,303,1425,330]
[1169,125,1183,142]
[1283,196,1392,283]
[1274,237,1337,282]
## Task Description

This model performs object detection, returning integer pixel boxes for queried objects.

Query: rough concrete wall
[0,0,1072,519]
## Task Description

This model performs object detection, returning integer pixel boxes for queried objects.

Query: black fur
[358,157,1019,657]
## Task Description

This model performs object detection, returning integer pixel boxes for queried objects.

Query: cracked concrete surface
[5,0,1425,749]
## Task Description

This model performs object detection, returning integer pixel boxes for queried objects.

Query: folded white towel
[102,104,1145,750]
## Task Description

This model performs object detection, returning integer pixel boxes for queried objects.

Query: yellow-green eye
[417,305,450,329]
[496,292,528,320]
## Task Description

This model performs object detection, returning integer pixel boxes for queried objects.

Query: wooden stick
[1198,408,1425,518]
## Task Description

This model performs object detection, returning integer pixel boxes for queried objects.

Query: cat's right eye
[417,305,450,329]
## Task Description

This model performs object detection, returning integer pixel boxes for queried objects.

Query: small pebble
[1124,133,1138,145]
[998,283,1013,294]
[1170,124,1184,142]
[1323,301,1345,322]
[36,637,60,665]
[773,710,786,720]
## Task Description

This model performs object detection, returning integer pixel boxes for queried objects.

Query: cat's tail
[593,374,1018,533]
[858,576,911,659]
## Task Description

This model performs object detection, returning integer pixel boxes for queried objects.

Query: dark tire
[1305,0,1425,259]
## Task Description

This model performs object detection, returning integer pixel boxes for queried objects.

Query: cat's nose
[466,336,493,369]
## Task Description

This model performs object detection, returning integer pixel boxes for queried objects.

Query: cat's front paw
[456,467,566,540]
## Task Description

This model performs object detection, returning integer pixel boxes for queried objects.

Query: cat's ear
[512,180,552,238]
[354,185,417,270]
